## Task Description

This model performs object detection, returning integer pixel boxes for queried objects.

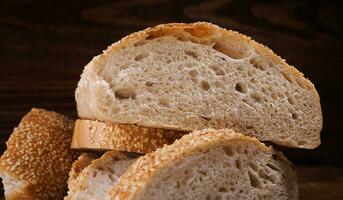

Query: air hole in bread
[210,64,225,76]
[266,163,280,172]
[218,187,228,192]
[288,97,295,105]
[258,169,269,180]
[135,52,149,61]
[114,87,136,99]
[235,159,242,169]
[222,145,235,156]
[213,41,248,59]
[291,113,298,120]
[159,98,170,107]
[176,37,187,41]
[189,69,199,82]
[249,162,259,172]
[134,40,148,47]
[145,81,155,87]
[92,171,97,178]
[200,115,211,121]
[271,92,278,100]
[249,58,267,71]
[250,93,263,103]
[250,78,257,84]
[201,81,211,91]
[145,31,160,40]
[184,50,198,59]
[214,195,222,200]
[235,82,247,93]
[248,170,263,189]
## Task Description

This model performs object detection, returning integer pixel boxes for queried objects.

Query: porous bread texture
[76,22,322,149]
[65,151,136,200]
[67,153,98,194]
[0,108,79,200]
[71,119,186,153]
[110,129,298,200]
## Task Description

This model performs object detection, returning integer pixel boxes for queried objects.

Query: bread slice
[76,22,322,149]
[67,153,98,194]
[65,151,136,200]
[71,119,186,153]
[110,129,298,200]
[0,108,79,200]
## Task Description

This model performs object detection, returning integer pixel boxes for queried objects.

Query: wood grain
[0,0,342,198]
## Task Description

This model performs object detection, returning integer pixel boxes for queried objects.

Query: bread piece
[65,151,136,200]
[71,119,186,153]
[76,22,322,149]
[110,129,298,200]
[0,108,79,200]
[67,153,98,193]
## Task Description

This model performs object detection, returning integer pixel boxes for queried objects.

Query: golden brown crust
[0,108,79,200]
[110,129,277,199]
[71,119,186,153]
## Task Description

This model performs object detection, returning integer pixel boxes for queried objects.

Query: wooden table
[1,0,342,199]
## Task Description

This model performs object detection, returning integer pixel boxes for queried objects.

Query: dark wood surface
[0,0,342,199]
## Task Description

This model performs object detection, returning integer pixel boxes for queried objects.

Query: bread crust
[76,22,322,149]
[0,108,79,200]
[71,119,186,153]
[110,129,298,200]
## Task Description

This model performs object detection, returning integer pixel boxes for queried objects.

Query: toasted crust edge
[71,119,186,153]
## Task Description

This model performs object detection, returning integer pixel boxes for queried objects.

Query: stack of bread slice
[0,22,322,200]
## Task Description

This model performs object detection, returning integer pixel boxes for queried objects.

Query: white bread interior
[76,22,322,149]
[111,129,298,200]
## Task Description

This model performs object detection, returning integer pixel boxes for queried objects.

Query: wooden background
[0,0,342,199]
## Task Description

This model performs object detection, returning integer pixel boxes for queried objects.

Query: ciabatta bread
[0,108,79,200]
[110,129,298,200]
[71,119,185,153]
[76,22,322,149]
[65,151,136,200]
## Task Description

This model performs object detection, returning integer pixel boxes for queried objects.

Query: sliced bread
[65,151,136,200]
[0,108,79,200]
[75,22,322,149]
[71,119,185,153]
[67,153,98,194]
[110,129,298,200]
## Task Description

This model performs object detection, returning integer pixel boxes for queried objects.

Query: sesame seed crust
[0,108,79,200]
[71,119,186,153]
[109,129,283,200]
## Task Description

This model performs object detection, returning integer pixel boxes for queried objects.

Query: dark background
[0,0,342,199]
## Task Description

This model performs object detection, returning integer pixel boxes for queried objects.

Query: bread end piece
[0,108,79,200]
